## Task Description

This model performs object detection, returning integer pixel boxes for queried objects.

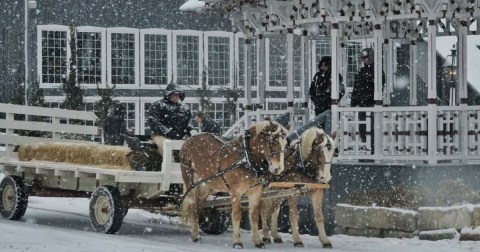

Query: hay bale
[18,142,132,170]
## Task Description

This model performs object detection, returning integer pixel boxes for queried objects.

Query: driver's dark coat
[146,83,191,140]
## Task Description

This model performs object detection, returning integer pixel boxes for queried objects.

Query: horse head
[246,120,288,175]
[298,128,336,183]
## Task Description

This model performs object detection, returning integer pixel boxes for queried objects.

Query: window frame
[140,29,172,89]
[172,30,203,89]
[76,26,107,88]
[107,27,140,89]
[204,31,234,90]
[37,25,71,88]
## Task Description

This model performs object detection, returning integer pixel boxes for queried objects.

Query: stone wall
[334,204,480,241]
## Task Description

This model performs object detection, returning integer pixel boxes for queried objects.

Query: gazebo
[198,0,480,165]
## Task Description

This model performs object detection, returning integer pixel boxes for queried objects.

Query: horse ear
[284,124,291,131]
[331,131,337,141]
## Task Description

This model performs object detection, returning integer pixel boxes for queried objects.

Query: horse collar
[242,130,267,175]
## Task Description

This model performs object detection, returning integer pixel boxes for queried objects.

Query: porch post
[286,33,295,130]
[257,37,266,122]
[331,23,340,135]
[373,22,383,159]
[427,20,438,164]
[244,38,253,128]
[457,22,468,160]
[410,40,418,106]
[301,36,310,121]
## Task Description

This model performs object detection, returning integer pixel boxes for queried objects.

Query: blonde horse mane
[253,120,285,135]
[300,128,326,160]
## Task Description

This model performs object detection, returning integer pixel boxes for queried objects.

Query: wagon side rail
[0,103,100,154]
[160,139,185,191]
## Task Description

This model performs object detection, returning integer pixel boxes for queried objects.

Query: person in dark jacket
[194,111,221,135]
[309,56,344,116]
[147,83,192,156]
[103,104,128,146]
[309,56,344,134]
[351,48,385,155]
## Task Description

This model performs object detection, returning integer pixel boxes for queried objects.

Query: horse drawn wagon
[0,104,333,247]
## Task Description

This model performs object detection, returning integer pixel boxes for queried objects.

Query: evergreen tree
[11,72,25,105]
[222,86,242,127]
[95,83,118,127]
[61,24,84,111]
[30,80,45,107]
[198,66,212,113]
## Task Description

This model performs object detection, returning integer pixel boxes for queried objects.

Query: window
[37,25,69,86]
[345,42,363,88]
[76,27,106,86]
[141,29,171,87]
[268,37,288,88]
[174,31,203,86]
[236,36,258,87]
[205,32,233,87]
[107,28,139,87]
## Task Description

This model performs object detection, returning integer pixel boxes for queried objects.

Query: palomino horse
[261,128,336,247]
[179,120,288,248]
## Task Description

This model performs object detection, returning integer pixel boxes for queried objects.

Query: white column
[24,0,29,106]
[301,36,309,119]
[244,38,253,128]
[427,20,438,164]
[410,41,418,105]
[257,37,266,122]
[286,33,295,131]
[457,22,468,161]
[331,23,341,134]
[373,22,384,159]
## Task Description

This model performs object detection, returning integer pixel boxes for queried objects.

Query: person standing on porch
[351,48,384,154]
[146,83,192,156]
[309,56,344,134]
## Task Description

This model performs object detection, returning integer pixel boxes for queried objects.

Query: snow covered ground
[0,196,478,252]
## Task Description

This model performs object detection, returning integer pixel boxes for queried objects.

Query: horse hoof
[254,242,265,248]
[192,237,201,243]
[323,243,333,248]
[273,238,283,244]
[294,242,304,247]
[262,238,272,244]
[233,242,243,249]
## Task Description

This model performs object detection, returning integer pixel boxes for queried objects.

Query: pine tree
[198,66,212,113]
[61,24,84,111]
[30,80,45,107]
[222,86,242,127]
[95,83,118,127]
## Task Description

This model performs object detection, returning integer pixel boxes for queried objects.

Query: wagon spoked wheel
[89,186,125,234]
[198,207,231,235]
[0,176,28,220]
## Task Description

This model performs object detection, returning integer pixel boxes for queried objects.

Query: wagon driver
[147,82,192,156]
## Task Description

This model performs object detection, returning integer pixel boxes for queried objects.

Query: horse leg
[270,198,283,243]
[288,195,303,247]
[310,190,332,248]
[182,189,201,242]
[247,186,265,248]
[229,191,244,249]
[260,198,271,244]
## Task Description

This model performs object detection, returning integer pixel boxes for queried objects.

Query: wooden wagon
[0,104,328,235]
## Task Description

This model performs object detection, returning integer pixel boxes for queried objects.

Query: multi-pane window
[237,37,257,87]
[268,37,288,87]
[120,102,136,132]
[111,33,136,85]
[315,40,331,67]
[144,33,169,86]
[293,37,302,88]
[345,42,363,88]
[176,35,200,86]
[267,101,287,111]
[77,32,102,85]
[207,36,230,86]
[40,30,68,84]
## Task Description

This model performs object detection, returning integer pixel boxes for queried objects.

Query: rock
[344,227,382,238]
[365,206,417,232]
[334,204,367,229]
[471,206,480,226]
[460,227,480,241]
[417,206,472,231]
[418,228,458,241]
[383,230,417,239]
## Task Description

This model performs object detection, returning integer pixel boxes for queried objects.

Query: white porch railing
[336,105,480,164]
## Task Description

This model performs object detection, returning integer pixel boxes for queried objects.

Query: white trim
[106,27,140,89]
[172,30,203,89]
[234,33,245,88]
[76,26,107,88]
[37,25,70,88]
[140,29,172,89]
[204,31,234,90]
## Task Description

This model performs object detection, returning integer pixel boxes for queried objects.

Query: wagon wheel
[0,176,29,220]
[89,186,125,234]
[198,207,231,235]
